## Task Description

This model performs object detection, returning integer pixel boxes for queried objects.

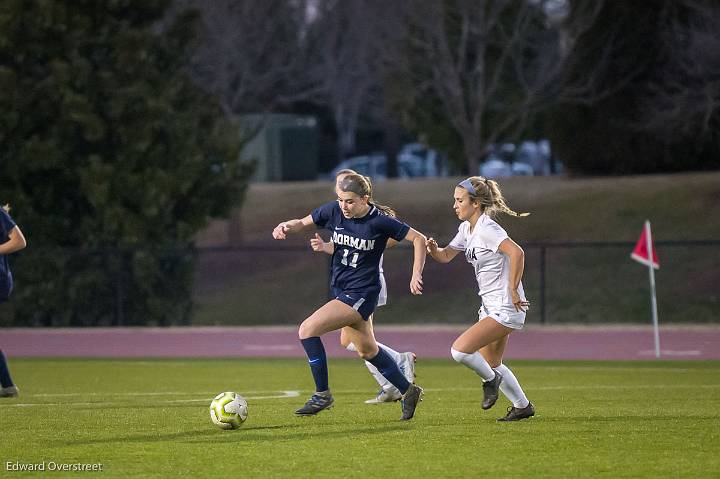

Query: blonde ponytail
[461,177,529,218]
[484,179,529,217]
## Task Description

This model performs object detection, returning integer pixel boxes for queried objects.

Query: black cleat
[481,369,503,410]
[295,393,334,416]
[497,402,535,422]
[400,384,424,421]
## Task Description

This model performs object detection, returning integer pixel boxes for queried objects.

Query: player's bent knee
[298,320,317,340]
[451,339,472,354]
[451,347,474,364]
[354,344,379,360]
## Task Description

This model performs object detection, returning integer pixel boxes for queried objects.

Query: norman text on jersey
[331,232,376,251]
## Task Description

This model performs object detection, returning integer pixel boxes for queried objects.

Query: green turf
[1,358,719,478]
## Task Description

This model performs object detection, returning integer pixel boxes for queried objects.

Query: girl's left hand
[511,289,530,312]
[309,233,325,252]
[410,273,423,295]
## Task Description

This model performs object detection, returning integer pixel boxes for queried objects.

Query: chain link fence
[1,241,716,326]
[191,241,720,326]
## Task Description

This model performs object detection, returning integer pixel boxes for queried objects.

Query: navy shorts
[332,287,380,321]
[0,272,12,304]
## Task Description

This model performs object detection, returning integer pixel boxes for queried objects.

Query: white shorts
[377,273,387,307]
[478,304,526,330]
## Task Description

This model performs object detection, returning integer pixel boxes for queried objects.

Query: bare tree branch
[174,0,318,115]
[385,0,578,173]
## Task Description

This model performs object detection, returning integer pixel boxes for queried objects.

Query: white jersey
[448,214,526,312]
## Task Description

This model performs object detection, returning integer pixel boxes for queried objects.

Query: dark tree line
[0,0,253,325]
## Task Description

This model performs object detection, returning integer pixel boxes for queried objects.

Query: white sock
[364,360,394,391]
[450,348,495,381]
[496,363,530,408]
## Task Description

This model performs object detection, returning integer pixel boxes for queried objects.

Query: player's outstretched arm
[272,215,314,240]
[0,226,26,255]
[425,237,459,264]
[404,228,427,295]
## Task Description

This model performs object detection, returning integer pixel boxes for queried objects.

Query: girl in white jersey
[426,177,535,421]
[311,169,416,404]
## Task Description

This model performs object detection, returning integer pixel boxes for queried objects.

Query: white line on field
[2,385,719,408]
[637,350,701,356]
[423,384,720,392]
[166,390,301,403]
[31,390,289,397]
[1,391,301,408]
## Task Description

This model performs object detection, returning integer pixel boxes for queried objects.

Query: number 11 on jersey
[340,248,359,268]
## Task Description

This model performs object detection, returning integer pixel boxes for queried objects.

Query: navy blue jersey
[0,209,16,277]
[312,201,410,292]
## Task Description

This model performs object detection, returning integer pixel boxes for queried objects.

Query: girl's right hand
[426,237,439,254]
[272,223,288,240]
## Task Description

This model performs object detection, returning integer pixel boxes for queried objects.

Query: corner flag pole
[644,221,661,358]
[631,220,661,358]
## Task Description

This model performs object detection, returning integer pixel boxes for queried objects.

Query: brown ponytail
[337,173,397,217]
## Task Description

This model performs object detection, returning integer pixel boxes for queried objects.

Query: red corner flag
[631,220,659,269]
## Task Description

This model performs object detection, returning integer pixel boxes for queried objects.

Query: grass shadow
[57,424,299,447]
[179,421,417,443]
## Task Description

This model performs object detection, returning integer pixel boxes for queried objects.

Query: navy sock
[300,337,329,393]
[367,347,410,394]
[0,350,14,388]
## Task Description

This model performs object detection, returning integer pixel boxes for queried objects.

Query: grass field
[1,358,719,478]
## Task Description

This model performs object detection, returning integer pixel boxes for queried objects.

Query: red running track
[1,325,719,360]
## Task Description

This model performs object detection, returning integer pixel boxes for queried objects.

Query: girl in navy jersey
[0,204,27,398]
[272,173,426,420]
[426,177,535,421]
[310,169,416,404]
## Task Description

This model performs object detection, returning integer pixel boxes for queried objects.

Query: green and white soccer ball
[210,392,248,430]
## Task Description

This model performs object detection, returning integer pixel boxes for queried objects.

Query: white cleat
[364,388,402,404]
[399,352,416,384]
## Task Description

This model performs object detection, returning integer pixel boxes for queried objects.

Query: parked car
[329,143,448,180]
[329,154,388,179]
[479,139,561,178]
[479,158,512,178]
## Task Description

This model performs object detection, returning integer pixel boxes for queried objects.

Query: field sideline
[1,358,718,478]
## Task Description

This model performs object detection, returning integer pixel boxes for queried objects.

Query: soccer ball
[210,392,248,430]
